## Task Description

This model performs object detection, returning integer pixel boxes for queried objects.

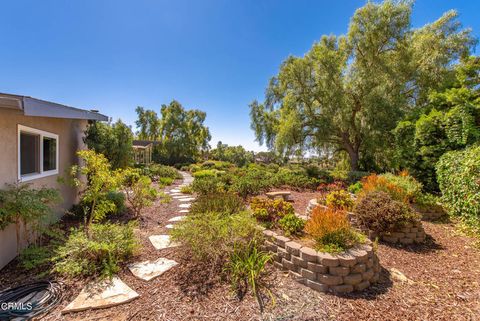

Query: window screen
[20,132,40,175]
[43,137,57,171]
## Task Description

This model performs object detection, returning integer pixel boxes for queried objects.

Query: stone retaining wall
[411,204,445,221]
[306,199,426,244]
[263,230,380,293]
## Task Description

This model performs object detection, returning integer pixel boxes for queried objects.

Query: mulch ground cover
[1,182,479,320]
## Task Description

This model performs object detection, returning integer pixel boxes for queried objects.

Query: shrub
[250,198,294,226]
[348,182,363,194]
[193,169,219,178]
[229,176,265,198]
[380,172,422,203]
[414,193,445,213]
[191,192,245,215]
[305,207,363,253]
[192,177,225,195]
[158,177,174,186]
[436,145,480,224]
[147,164,181,180]
[106,190,126,214]
[180,185,193,194]
[316,181,345,193]
[361,174,417,203]
[170,211,261,264]
[278,214,305,236]
[354,191,420,233]
[325,190,354,211]
[54,222,138,278]
[123,171,158,217]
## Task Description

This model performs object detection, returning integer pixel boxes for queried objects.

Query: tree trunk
[341,134,360,171]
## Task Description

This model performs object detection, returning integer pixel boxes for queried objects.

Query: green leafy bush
[180,185,193,194]
[354,191,420,233]
[414,193,445,213]
[146,164,181,180]
[325,190,354,211]
[250,198,294,226]
[54,222,138,278]
[123,170,158,217]
[192,177,225,195]
[191,192,245,215]
[348,182,363,194]
[158,177,174,186]
[380,172,423,203]
[436,145,480,223]
[193,169,219,178]
[170,211,261,264]
[278,214,305,236]
[106,191,126,214]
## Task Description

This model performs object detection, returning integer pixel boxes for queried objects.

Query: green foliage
[414,193,444,214]
[0,183,61,231]
[348,182,363,194]
[325,190,354,211]
[250,198,294,227]
[106,191,126,214]
[170,211,261,264]
[20,245,54,271]
[436,145,480,224]
[191,176,225,195]
[380,172,423,203]
[180,185,193,194]
[193,169,219,178]
[250,1,474,171]
[54,222,138,278]
[191,192,245,216]
[225,242,273,311]
[68,150,124,231]
[138,163,180,181]
[123,168,158,217]
[84,120,134,169]
[136,101,211,165]
[354,191,420,233]
[210,142,254,167]
[278,213,305,236]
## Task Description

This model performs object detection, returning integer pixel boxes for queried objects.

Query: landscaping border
[263,230,380,293]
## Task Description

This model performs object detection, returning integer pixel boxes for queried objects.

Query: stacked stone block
[263,230,380,293]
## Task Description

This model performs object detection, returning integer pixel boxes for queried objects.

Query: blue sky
[1,1,478,151]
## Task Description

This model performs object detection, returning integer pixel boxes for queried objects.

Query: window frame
[17,125,59,182]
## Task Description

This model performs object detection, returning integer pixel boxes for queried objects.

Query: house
[0,93,108,270]
[132,140,159,164]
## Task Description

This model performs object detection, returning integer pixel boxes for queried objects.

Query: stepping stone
[62,277,139,314]
[168,216,185,222]
[179,209,190,213]
[165,224,174,229]
[170,189,181,193]
[149,235,180,250]
[173,196,190,199]
[128,258,178,281]
[179,197,195,202]
[179,203,191,209]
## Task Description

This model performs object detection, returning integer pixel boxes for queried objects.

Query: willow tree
[250,1,474,171]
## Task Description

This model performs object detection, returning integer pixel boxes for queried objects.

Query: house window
[18,125,59,181]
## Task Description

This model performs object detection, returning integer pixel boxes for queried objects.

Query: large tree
[135,100,211,165]
[249,1,474,171]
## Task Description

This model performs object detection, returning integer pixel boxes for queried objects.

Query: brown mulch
[1,183,480,320]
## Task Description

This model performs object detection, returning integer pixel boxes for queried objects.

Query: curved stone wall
[263,230,380,293]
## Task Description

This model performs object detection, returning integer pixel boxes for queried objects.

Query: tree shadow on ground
[331,266,393,300]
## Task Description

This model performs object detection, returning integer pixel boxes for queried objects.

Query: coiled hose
[0,281,63,320]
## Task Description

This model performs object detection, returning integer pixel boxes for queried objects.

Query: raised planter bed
[305,199,426,245]
[262,230,380,294]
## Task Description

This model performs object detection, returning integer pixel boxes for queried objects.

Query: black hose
[0,281,63,321]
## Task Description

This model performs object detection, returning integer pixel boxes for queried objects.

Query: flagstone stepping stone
[173,195,190,199]
[149,235,180,249]
[179,209,190,213]
[179,203,191,208]
[165,224,174,229]
[170,189,181,193]
[128,258,178,281]
[62,277,139,314]
[168,216,185,222]
[179,197,195,202]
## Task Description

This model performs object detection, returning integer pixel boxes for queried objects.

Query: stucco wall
[0,108,87,269]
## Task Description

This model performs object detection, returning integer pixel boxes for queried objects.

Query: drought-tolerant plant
[354,191,420,233]
[347,181,363,194]
[180,185,193,194]
[250,197,294,226]
[360,174,410,203]
[0,183,61,251]
[278,213,305,236]
[414,193,445,214]
[123,169,158,217]
[325,190,354,211]
[191,176,225,195]
[170,211,261,265]
[191,192,245,215]
[193,169,219,178]
[305,207,363,253]
[67,150,123,235]
[226,241,273,312]
[54,222,138,278]
[381,171,422,203]
[157,176,174,187]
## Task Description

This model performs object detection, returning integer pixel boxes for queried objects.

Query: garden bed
[263,229,380,294]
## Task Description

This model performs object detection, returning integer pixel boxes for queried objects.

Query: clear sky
[1,1,478,151]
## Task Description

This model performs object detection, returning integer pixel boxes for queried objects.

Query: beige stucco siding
[0,108,87,269]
